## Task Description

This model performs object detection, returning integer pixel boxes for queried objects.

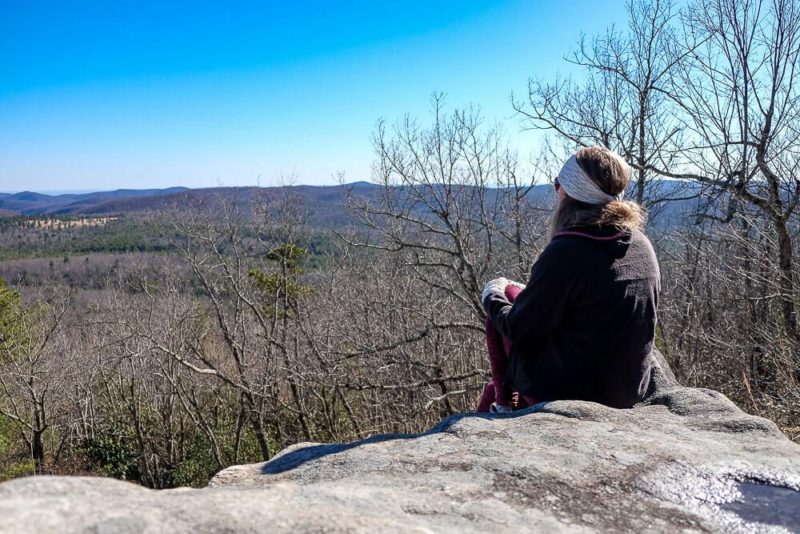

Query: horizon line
[0,182,379,196]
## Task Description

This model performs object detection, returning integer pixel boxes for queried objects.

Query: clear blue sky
[0,1,628,192]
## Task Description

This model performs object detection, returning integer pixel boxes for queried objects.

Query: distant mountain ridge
[0,187,191,215]
[0,183,406,217]
[0,181,700,229]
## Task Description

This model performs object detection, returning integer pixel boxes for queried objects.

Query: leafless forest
[1,0,799,487]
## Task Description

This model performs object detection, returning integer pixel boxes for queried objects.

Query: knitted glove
[481,277,508,303]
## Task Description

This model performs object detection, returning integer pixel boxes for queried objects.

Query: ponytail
[549,197,646,241]
[598,199,645,232]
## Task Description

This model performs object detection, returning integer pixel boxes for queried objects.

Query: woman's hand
[482,277,509,303]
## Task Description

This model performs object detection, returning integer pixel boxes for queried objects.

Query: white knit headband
[557,152,629,205]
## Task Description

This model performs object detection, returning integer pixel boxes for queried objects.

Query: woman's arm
[483,239,580,343]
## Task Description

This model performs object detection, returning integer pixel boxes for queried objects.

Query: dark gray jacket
[484,225,661,408]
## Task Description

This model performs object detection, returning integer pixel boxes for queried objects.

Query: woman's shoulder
[554,225,654,245]
[538,227,607,266]
[550,225,630,250]
[550,225,658,264]
[628,228,657,252]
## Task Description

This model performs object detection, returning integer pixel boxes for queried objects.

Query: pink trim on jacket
[552,230,627,241]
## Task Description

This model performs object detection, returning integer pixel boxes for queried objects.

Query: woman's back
[485,224,661,408]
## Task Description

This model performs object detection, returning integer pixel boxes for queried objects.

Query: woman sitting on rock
[478,146,660,413]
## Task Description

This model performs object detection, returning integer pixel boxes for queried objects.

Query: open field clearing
[29,217,118,230]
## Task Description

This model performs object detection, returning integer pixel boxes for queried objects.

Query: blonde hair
[549,146,645,239]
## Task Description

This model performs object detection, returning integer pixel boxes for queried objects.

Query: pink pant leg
[486,316,512,406]
[479,284,523,410]
[477,382,495,412]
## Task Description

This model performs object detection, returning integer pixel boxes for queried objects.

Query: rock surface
[2,351,800,533]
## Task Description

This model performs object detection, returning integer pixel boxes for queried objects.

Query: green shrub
[0,415,34,481]
[0,460,34,482]
[82,434,140,481]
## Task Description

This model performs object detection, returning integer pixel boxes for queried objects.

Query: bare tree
[658,218,800,440]
[0,284,70,473]
[652,0,800,344]
[348,94,549,323]
[516,0,695,215]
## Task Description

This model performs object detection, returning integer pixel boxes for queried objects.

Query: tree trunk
[773,217,798,343]
[281,257,312,441]
[31,429,45,474]
[636,93,647,205]
[243,392,270,461]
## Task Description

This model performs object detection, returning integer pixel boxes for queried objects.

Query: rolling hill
[0,187,190,215]
[0,181,701,230]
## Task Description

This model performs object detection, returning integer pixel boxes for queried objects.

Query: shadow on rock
[261,405,550,475]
